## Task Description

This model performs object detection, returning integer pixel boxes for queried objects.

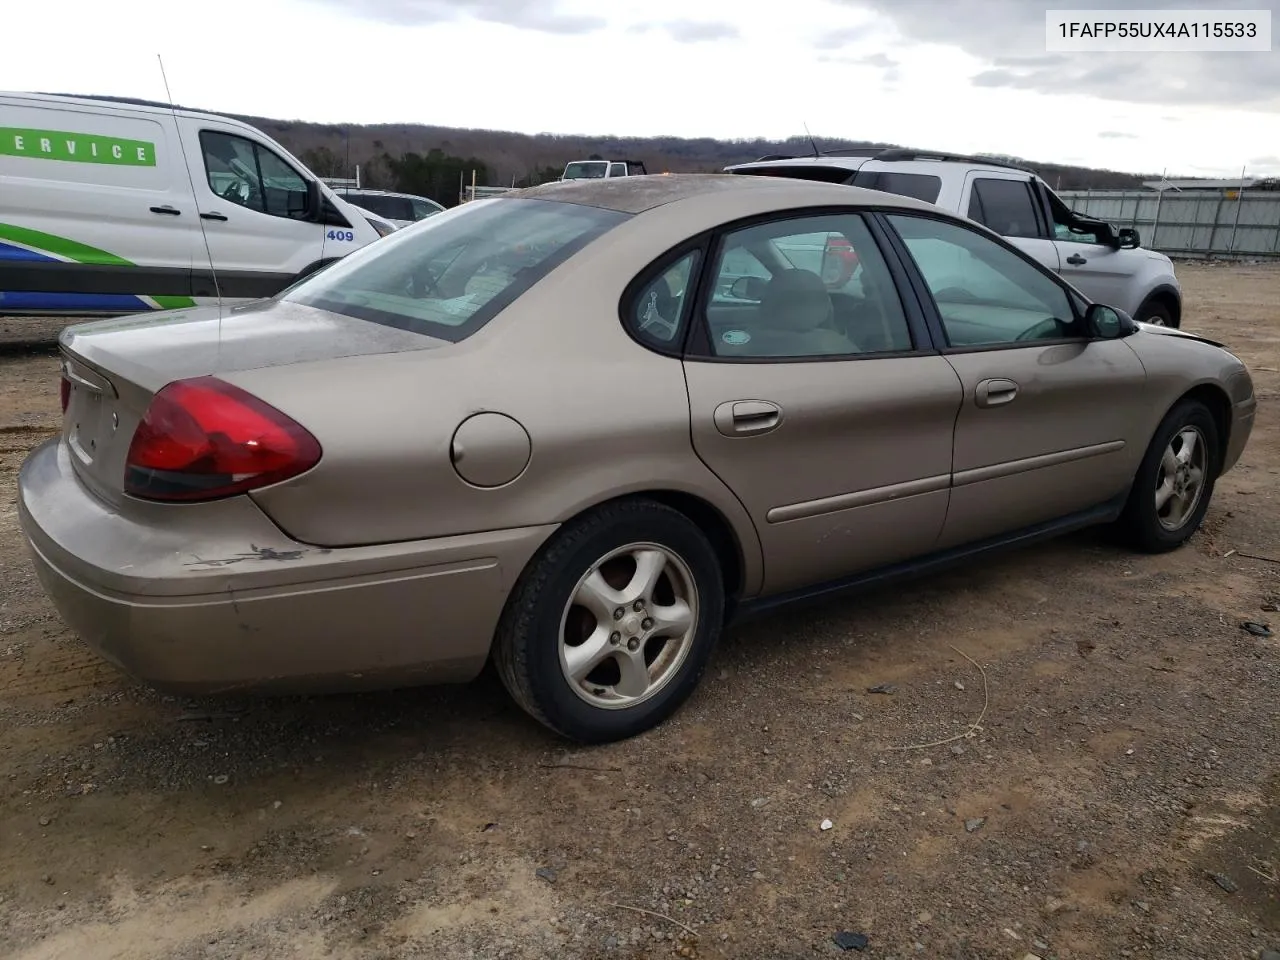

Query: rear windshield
[285,198,629,342]
[564,161,609,179]
[350,193,415,221]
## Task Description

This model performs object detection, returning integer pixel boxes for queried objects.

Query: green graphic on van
[0,128,157,166]
[0,221,196,310]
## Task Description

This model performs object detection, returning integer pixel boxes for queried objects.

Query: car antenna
[156,55,224,353]
[803,122,820,157]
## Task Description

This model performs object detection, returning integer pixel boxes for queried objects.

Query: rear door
[179,117,333,297]
[673,210,963,596]
[960,171,1062,276]
[0,97,198,313]
[882,211,1148,549]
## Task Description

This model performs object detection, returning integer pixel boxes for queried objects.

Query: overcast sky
[4,0,1277,176]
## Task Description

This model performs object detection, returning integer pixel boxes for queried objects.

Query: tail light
[124,376,321,502]
[821,236,860,288]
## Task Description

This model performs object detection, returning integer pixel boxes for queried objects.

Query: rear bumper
[17,438,556,694]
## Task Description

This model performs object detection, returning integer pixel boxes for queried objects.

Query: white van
[0,92,383,315]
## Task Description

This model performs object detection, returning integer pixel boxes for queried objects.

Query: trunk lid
[58,299,446,507]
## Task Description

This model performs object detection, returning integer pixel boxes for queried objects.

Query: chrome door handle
[975,379,1018,408]
[713,399,782,436]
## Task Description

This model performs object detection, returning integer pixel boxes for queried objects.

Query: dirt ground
[1,264,1278,960]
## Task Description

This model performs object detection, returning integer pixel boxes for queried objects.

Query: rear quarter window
[731,164,855,185]
[851,171,942,204]
[285,198,630,342]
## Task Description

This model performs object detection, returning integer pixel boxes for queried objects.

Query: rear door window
[286,197,629,342]
[967,178,1044,239]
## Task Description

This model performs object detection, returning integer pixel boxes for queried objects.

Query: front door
[678,211,964,596]
[883,212,1149,549]
[179,119,327,298]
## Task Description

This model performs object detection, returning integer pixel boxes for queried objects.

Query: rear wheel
[493,499,725,743]
[1115,399,1218,552]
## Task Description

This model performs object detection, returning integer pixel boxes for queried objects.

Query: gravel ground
[1,263,1278,960]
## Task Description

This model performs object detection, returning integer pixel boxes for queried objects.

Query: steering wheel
[410,267,441,298]
[1015,317,1065,341]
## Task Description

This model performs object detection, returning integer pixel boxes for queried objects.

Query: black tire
[1138,298,1177,328]
[1115,398,1219,553]
[493,498,725,743]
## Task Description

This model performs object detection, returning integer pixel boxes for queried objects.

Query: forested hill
[53,94,1152,206]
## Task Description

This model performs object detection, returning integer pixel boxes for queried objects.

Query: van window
[609,163,627,177]
[199,131,311,221]
[285,197,629,342]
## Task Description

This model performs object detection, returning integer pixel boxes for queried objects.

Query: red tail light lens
[59,375,70,413]
[124,376,321,502]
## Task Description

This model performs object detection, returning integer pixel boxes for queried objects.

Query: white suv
[725,149,1183,328]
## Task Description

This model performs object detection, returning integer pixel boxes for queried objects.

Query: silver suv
[337,189,445,230]
[726,149,1183,328]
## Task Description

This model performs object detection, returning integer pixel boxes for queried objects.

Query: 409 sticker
[326,229,355,242]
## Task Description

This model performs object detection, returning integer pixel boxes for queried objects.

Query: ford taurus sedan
[18,175,1257,743]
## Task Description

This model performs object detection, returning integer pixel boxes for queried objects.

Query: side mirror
[1117,227,1141,249]
[1084,303,1138,339]
[305,180,322,221]
[729,275,767,301]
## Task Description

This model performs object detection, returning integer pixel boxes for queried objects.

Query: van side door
[0,97,198,313]
[178,118,346,298]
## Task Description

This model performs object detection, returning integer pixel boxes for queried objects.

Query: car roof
[504,173,941,215]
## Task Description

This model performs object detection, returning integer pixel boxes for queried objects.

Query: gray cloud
[813,23,877,50]
[817,52,897,68]
[833,0,1280,111]
[1098,131,1137,139]
[304,0,605,34]
[658,19,740,42]
[818,50,900,85]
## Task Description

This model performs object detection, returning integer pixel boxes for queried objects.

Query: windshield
[563,161,609,180]
[285,198,630,342]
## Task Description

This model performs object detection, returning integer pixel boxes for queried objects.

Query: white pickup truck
[561,159,649,180]
[725,149,1183,328]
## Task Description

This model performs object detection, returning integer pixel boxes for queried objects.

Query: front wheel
[1138,299,1177,328]
[1115,399,1219,553]
[493,499,725,743]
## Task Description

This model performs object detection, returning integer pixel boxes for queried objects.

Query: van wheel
[1115,398,1218,553]
[493,499,724,744]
